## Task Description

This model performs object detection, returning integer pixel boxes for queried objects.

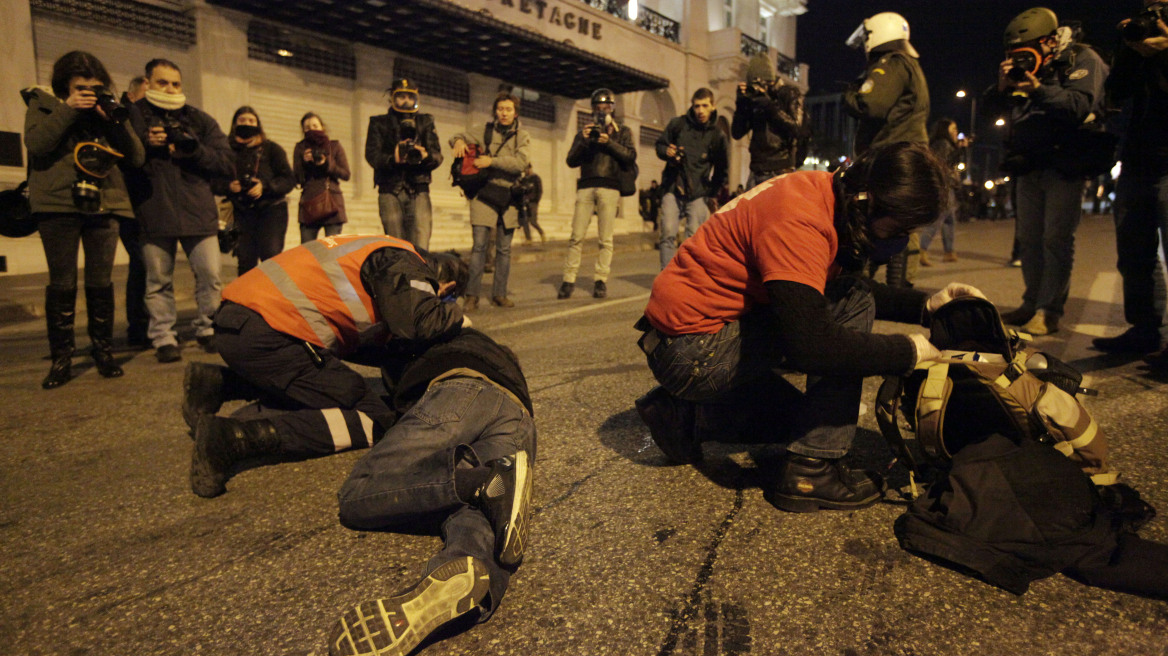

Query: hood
[21,86,58,109]
[686,107,719,130]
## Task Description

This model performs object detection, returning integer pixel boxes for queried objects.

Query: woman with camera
[214,106,294,275]
[292,112,350,243]
[24,50,144,389]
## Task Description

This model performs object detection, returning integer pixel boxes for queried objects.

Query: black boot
[182,362,262,432]
[635,386,700,464]
[884,250,908,288]
[765,454,883,513]
[86,285,124,379]
[190,415,282,498]
[41,286,76,390]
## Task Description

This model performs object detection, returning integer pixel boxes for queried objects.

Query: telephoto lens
[94,86,128,123]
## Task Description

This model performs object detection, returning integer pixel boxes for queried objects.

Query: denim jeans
[645,277,876,459]
[299,222,342,244]
[1014,168,1085,316]
[563,187,619,283]
[658,192,710,269]
[919,189,957,254]
[379,189,432,251]
[468,210,514,299]
[142,234,222,347]
[1113,172,1168,329]
[37,213,119,291]
[337,377,537,616]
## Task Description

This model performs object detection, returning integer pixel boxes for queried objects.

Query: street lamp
[995,118,1006,127]
[955,89,977,180]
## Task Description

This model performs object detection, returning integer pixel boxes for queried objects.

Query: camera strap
[73,142,124,179]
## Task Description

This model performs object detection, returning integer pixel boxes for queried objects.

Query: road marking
[490,292,651,331]
[1059,272,1122,381]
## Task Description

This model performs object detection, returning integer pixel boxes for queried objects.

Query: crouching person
[328,328,535,656]
[184,234,469,497]
[634,142,984,513]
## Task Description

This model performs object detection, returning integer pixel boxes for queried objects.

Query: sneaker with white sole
[328,556,491,656]
[478,451,533,567]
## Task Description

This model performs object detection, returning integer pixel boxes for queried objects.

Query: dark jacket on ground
[213,138,295,211]
[656,108,729,199]
[293,138,350,225]
[731,84,810,175]
[1106,42,1168,177]
[22,87,144,218]
[364,110,442,192]
[566,121,636,191]
[124,98,233,238]
[356,245,464,354]
[844,41,930,154]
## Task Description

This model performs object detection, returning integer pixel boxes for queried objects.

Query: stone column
[192,4,250,129]
[353,44,393,200]
[0,0,37,187]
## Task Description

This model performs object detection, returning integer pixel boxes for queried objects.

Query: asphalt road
[2,215,1167,656]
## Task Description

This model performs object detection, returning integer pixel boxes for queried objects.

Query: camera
[76,85,128,123]
[151,116,198,154]
[397,118,423,165]
[71,177,102,213]
[233,174,259,208]
[1007,48,1040,82]
[1123,4,1168,41]
[588,110,608,141]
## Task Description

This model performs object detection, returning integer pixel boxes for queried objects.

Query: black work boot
[765,454,883,513]
[1092,325,1162,354]
[86,285,124,379]
[42,286,77,390]
[635,386,700,464]
[182,362,263,432]
[557,282,574,299]
[190,415,282,498]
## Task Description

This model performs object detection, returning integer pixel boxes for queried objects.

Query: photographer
[126,58,233,363]
[558,88,636,300]
[986,8,1108,336]
[293,112,350,243]
[23,50,144,389]
[731,54,810,189]
[1093,0,1168,362]
[212,106,294,275]
[655,88,728,269]
[364,78,442,250]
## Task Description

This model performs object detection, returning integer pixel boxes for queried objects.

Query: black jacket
[213,139,295,210]
[364,111,443,191]
[843,43,930,155]
[566,122,636,190]
[731,85,810,175]
[655,108,728,199]
[125,99,233,238]
[1106,42,1168,177]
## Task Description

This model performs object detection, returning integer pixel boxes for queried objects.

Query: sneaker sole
[765,490,881,513]
[328,557,490,656]
[498,451,533,567]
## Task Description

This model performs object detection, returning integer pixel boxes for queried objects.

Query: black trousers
[233,201,289,276]
[117,216,148,339]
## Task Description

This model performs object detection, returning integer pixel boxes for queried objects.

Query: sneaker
[156,344,182,363]
[593,280,607,299]
[557,282,574,299]
[918,251,932,267]
[1092,326,1162,354]
[491,296,514,308]
[183,362,225,432]
[477,451,533,567]
[635,386,700,464]
[943,251,959,263]
[328,556,491,656]
[1021,311,1058,336]
[764,454,883,513]
[463,295,479,312]
[999,307,1035,326]
[196,334,217,354]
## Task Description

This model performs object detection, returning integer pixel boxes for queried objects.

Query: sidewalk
[0,231,657,327]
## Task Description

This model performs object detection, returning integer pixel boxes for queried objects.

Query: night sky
[796,0,1135,136]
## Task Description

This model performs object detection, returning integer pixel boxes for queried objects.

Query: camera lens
[72,179,102,213]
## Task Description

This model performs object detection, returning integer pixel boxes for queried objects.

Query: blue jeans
[337,377,537,617]
[468,209,514,299]
[658,192,710,269]
[645,277,876,459]
[1014,168,1084,316]
[142,234,222,348]
[379,189,432,251]
[1113,172,1168,330]
[919,189,957,254]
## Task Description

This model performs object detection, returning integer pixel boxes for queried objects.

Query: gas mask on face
[72,142,124,213]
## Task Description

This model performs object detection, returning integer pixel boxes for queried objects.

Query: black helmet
[388,78,419,113]
[590,88,616,106]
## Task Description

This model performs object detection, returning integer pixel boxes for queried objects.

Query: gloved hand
[927,282,988,314]
[907,333,941,368]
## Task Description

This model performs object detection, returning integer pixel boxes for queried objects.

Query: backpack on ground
[875,296,1117,497]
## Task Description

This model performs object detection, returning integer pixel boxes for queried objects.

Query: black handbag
[0,181,35,238]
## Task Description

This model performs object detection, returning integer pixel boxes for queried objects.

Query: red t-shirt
[644,170,839,335]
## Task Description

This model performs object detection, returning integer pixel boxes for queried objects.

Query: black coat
[566,122,636,190]
[213,139,295,211]
[364,111,442,191]
[655,109,728,199]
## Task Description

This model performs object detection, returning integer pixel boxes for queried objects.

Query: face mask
[235,124,261,139]
[868,235,910,265]
[305,129,329,146]
[145,89,185,111]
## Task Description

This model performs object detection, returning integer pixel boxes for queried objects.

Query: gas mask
[72,142,124,213]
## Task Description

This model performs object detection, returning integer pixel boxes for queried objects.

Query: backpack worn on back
[875,297,1117,496]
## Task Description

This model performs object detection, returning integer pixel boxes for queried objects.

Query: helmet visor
[392,91,419,112]
[846,22,869,50]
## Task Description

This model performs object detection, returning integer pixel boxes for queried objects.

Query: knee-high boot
[42,286,77,390]
[86,285,124,379]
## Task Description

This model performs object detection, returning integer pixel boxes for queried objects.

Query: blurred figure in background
[919,118,965,265]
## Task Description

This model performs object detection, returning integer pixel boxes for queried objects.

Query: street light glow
[995,118,1006,126]
[985,180,995,190]
[955,90,967,98]
[628,0,638,20]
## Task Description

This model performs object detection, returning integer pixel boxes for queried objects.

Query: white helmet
[847,12,919,58]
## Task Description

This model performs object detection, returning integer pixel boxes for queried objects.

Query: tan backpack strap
[916,362,953,460]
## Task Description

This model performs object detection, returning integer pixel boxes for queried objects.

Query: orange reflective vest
[221,235,423,354]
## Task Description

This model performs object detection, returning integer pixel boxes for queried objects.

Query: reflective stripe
[1091,471,1119,486]
[1052,441,1073,456]
[1066,419,1098,450]
[322,408,352,452]
[263,259,336,347]
[411,279,435,294]
[358,411,375,446]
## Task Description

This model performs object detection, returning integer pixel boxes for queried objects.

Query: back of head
[862,142,949,232]
[426,250,469,298]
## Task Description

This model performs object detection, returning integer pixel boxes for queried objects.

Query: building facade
[0,0,808,275]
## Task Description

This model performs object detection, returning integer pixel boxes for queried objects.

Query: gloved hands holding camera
[1120,15,1168,56]
[926,282,988,314]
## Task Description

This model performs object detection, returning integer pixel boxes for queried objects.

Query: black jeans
[117,216,148,337]
[233,201,288,275]
[36,213,118,290]
[1113,172,1168,329]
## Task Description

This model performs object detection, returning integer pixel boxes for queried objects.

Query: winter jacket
[293,138,350,225]
[731,85,810,175]
[22,87,144,218]
[1106,42,1168,177]
[124,98,233,238]
[655,108,729,199]
[449,121,531,228]
[364,111,442,192]
[212,138,295,211]
[844,42,930,155]
[566,121,636,191]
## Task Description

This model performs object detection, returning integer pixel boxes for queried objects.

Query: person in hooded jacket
[655,87,729,270]
[213,106,295,276]
[731,54,811,189]
[293,112,350,243]
[24,50,145,389]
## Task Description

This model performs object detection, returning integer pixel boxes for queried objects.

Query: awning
[207,0,671,99]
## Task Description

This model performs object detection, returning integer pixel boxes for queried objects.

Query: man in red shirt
[635,142,985,512]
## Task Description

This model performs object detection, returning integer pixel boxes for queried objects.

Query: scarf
[145,89,186,111]
[305,129,329,147]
